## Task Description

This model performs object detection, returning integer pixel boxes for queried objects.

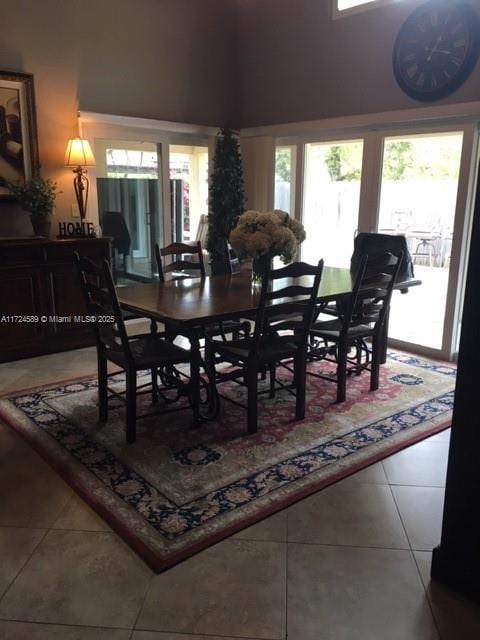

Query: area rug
[0,352,455,572]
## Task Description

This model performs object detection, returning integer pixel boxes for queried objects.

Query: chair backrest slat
[155,241,206,281]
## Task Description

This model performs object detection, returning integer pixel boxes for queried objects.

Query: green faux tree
[207,128,246,275]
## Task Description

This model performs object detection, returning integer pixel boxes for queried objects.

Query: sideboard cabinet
[0,237,111,363]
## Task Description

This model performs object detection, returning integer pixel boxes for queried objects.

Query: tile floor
[0,348,479,640]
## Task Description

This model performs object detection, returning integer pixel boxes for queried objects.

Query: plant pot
[31,217,51,237]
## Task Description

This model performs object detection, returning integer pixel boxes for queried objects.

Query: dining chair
[155,240,250,354]
[207,260,324,434]
[154,240,206,282]
[75,253,194,444]
[308,251,403,403]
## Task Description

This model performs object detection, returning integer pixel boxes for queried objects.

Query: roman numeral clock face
[393,1,480,101]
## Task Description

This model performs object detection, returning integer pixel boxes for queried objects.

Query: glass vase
[251,256,272,288]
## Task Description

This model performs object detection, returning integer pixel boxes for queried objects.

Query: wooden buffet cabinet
[0,237,111,363]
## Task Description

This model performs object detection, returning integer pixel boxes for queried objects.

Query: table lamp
[64,138,96,220]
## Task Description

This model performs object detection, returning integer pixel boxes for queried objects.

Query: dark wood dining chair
[207,260,324,434]
[75,253,194,444]
[154,240,206,282]
[308,251,403,403]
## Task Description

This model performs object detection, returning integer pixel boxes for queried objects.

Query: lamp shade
[64,138,96,167]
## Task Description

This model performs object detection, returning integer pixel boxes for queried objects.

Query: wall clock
[393,1,480,101]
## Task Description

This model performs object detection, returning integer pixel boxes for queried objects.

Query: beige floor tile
[0,528,46,599]
[0,425,72,527]
[137,539,286,639]
[341,461,388,484]
[426,428,451,444]
[52,494,111,532]
[0,530,152,629]
[287,544,439,640]
[0,347,98,396]
[414,551,480,640]
[233,510,287,542]
[383,441,449,487]
[0,621,131,639]
[392,486,444,551]
[287,481,409,548]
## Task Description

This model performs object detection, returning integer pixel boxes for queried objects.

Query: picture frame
[0,70,40,199]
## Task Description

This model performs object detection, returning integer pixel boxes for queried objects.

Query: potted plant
[229,209,306,285]
[0,176,60,237]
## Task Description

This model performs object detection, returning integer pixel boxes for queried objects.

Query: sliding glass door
[96,142,163,283]
[169,145,209,243]
[302,140,363,267]
[294,123,477,360]
[377,132,464,351]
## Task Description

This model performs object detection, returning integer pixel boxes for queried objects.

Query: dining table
[116,267,421,419]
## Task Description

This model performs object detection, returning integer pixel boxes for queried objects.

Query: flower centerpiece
[229,209,306,285]
[0,176,60,237]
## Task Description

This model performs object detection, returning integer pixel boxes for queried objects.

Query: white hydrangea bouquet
[229,209,306,283]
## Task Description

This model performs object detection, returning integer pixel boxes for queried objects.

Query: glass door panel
[169,145,209,243]
[274,145,296,214]
[377,132,463,350]
[96,142,162,283]
[302,140,363,267]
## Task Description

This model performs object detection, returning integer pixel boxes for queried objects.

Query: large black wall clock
[393,1,480,101]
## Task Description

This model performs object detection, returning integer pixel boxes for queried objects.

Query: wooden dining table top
[116,267,355,327]
[117,267,421,327]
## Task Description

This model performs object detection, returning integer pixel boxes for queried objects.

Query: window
[333,0,397,17]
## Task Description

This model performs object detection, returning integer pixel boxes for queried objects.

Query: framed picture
[0,70,40,198]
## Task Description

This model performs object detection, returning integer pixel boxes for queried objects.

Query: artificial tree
[207,127,246,275]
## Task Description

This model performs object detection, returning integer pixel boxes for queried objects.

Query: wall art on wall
[0,70,40,198]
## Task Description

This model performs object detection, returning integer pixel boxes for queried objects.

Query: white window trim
[331,0,404,19]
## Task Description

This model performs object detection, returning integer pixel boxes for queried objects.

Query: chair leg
[336,342,348,403]
[370,337,381,392]
[247,367,259,434]
[126,369,137,444]
[295,351,307,419]
[98,354,108,422]
[151,368,159,404]
[269,363,276,399]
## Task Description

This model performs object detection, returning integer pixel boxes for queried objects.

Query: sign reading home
[58,221,96,238]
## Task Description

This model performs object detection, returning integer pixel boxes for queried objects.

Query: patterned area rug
[0,352,455,572]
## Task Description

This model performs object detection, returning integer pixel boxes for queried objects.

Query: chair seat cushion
[107,335,191,369]
[311,318,373,340]
[212,334,299,364]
